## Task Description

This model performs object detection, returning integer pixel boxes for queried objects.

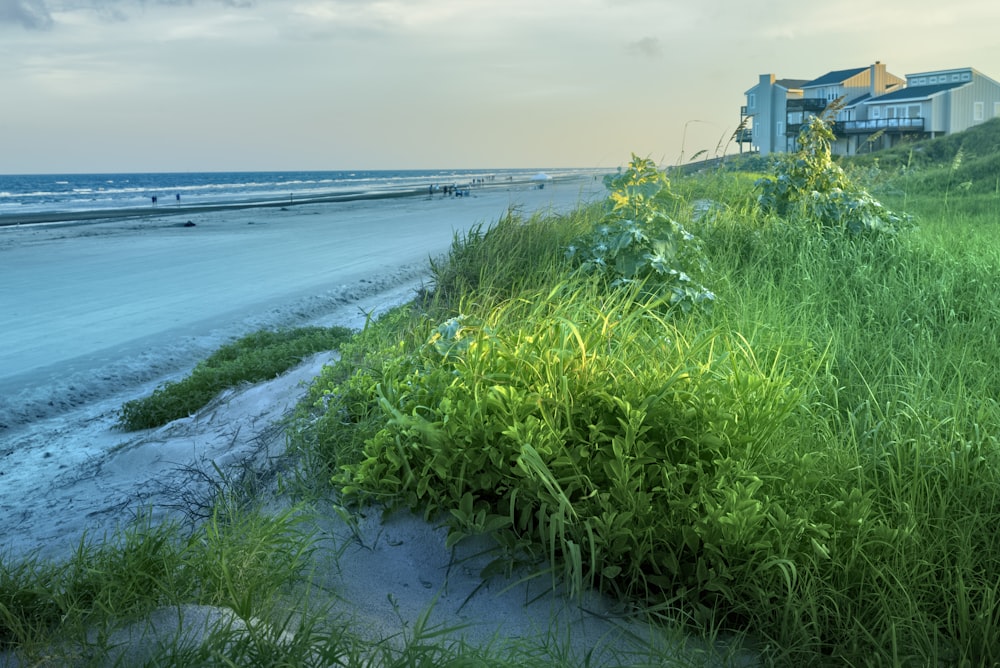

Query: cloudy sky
[2,0,1000,174]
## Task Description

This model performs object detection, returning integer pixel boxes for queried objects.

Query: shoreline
[0,175,584,228]
[0,178,603,405]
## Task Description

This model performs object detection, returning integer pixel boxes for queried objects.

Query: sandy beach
[0,179,601,432]
[0,178,754,665]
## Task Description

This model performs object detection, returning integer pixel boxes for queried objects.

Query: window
[748,93,756,110]
[929,76,938,84]
[962,73,972,81]
[871,106,881,119]
[952,74,961,82]
[777,121,784,137]
[889,106,917,119]
[974,102,985,121]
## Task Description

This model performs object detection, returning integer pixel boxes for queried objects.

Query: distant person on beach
[176,193,180,202]
[151,196,157,205]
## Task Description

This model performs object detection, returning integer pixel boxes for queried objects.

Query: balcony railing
[735,128,753,143]
[840,117,925,134]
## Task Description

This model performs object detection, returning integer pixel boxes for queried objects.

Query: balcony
[786,98,828,113]
[735,128,753,143]
[840,117,925,134]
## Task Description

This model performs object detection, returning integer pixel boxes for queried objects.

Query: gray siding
[749,74,792,156]
[948,76,1000,132]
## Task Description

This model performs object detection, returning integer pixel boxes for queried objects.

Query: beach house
[739,63,1000,156]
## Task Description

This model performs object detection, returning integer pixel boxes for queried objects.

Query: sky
[2,0,1000,174]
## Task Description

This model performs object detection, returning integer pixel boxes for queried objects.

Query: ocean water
[0,168,598,217]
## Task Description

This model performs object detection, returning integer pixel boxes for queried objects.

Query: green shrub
[322,282,840,625]
[568,155,715,313]
[757,115,911,235]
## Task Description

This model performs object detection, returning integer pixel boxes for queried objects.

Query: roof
[844,93,872,108]
[744,77,809,95]
[803,67,868,87]
[776,78,809,89]
[870,81,967,103]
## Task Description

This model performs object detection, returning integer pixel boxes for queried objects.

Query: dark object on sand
[183,221,196,227]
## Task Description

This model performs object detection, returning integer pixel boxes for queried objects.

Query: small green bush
[568,154,715,313]
[757,115,911,235]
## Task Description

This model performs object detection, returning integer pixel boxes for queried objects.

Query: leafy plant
[568,154,715,313]
[756,115,911,235]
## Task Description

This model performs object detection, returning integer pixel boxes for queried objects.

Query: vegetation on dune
[116,326,353,431]
[851,116,1000,171]
[1,501,325,664]
[5,115,1000,665]
[301,116,1000,665]
[848,116,1000,199]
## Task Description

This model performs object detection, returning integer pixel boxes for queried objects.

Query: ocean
[0,168,601,219]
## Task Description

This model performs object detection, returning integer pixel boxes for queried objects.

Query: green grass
[0,499,321,664]
[117,326,353,431]
[297,153,1000,665]
[691,185,1000,663]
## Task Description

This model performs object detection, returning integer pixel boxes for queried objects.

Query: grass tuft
[117,326,353,431]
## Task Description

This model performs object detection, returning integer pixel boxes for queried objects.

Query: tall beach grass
[300,142,1000,664]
